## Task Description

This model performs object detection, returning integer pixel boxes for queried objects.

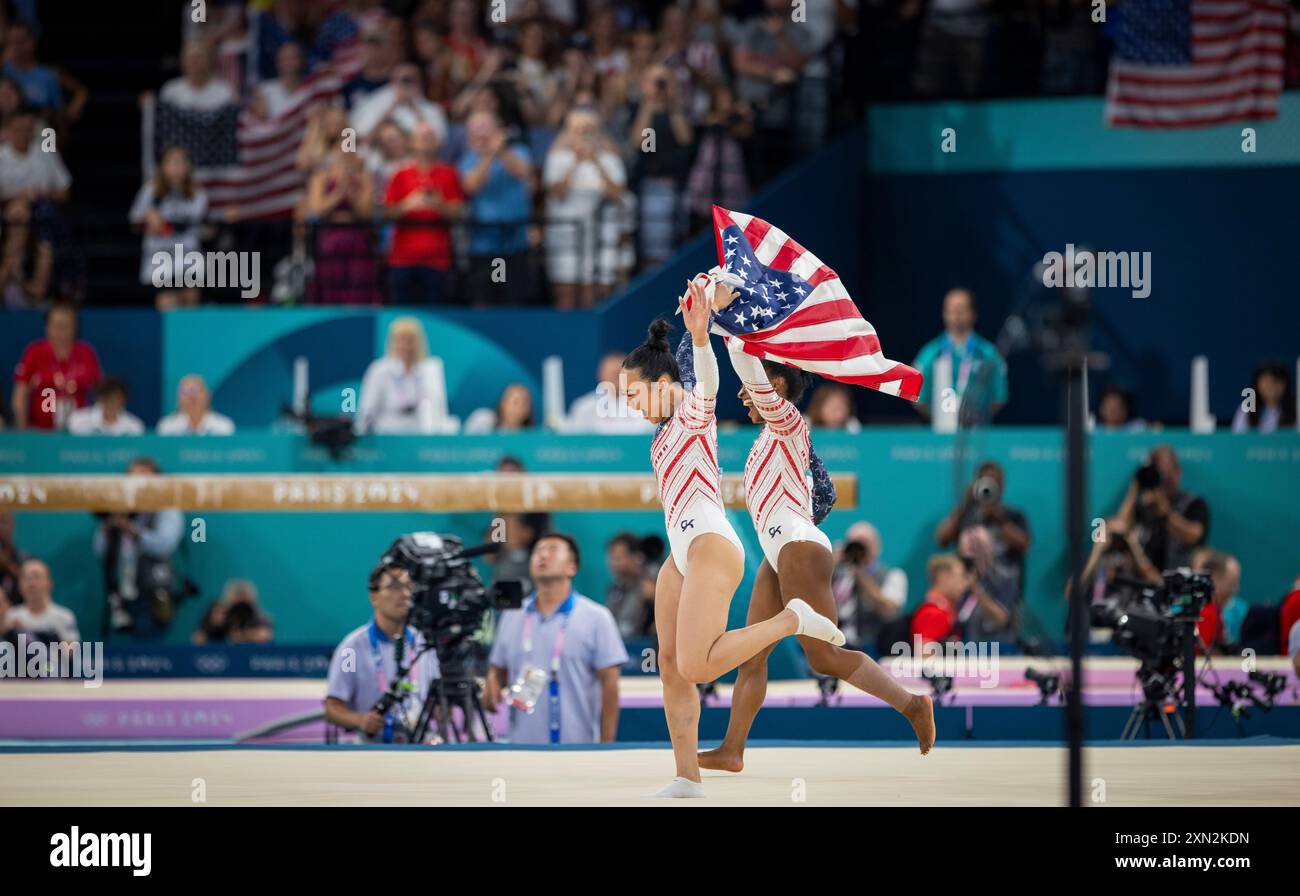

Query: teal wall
[5,429,1298,655]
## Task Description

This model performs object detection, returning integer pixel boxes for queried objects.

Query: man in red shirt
[1279,580,1300,655]
[383,122,464,304]
[911,554,969,651]
[11,302,101,430]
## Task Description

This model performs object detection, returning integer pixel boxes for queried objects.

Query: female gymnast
[680,278,935,772]
[621,289,845,798]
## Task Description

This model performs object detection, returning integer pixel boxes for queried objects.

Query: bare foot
[698,747,744,773]
[904,694,936,755]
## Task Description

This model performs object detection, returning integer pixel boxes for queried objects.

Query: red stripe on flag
[740,298,862,340]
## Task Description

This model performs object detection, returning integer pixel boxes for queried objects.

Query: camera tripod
[409,673,494,744]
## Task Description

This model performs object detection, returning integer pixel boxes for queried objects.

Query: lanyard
[521,591,576,744]
[941,335,976,394]
[368,621,418,743]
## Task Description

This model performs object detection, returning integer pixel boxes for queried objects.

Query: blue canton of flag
[1114,0,1194,65]
[716,225,808,335]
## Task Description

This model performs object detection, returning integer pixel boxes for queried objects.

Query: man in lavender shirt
[485,533,629,744]
[325,563,441,743]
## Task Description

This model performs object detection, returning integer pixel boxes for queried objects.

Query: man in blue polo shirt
[912,287,1009,424]
[325,562,441,743]
[485,532,628,744]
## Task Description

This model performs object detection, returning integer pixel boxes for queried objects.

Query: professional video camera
[1103,568,1213,739]
[371,532,524,744]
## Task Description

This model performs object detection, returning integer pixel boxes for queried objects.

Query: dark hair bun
[646,318,671,352]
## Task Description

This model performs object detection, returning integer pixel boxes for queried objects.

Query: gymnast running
[621,290,844,798]
[671,276,935,772]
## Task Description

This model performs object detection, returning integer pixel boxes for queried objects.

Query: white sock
[786,597,846,646]
[649,776,706,799]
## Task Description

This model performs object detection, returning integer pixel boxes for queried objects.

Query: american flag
[1105,0,1288,128]
[707,205,923,403]
[154,42,362,220]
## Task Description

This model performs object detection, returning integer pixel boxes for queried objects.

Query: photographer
[604,532,656,640]
[936,461,1031,607]
[1076,515,1164,628]
[192,579,274,645]
[484,533,628,744]
[91,457,185,637]
[956,526,1016,647]
[830,522,908,653]
[1113,445,1209,572]
[324,562,441,743]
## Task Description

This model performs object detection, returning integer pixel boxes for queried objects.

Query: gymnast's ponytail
[623,318,681,382]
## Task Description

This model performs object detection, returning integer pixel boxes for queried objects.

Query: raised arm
[726,337,803,438]
[681,280,718,401]
[675,332,696,392]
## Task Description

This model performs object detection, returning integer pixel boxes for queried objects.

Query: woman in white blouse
[357,317,456,434]
[542,108,628,309]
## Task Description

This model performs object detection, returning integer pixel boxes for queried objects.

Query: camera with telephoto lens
[1134,462,1162,492]
[1105,568,1212,701]
[378,532,524,678]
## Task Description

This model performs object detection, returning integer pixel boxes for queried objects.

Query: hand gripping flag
[704,205,923,402]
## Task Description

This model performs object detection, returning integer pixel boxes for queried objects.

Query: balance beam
[0,473,858,513]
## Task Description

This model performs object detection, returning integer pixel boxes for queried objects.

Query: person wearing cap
[483,533,628,744]
[324,562,441,743]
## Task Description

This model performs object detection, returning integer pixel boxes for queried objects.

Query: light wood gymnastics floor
[2,742,1297,806]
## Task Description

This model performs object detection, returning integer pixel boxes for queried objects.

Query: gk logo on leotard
[768,526,782,538]
[680,519,695,531]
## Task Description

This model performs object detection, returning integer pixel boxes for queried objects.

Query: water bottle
[507,666,548,713]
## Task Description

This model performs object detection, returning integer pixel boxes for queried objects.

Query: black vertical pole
[1065,362,1088,807]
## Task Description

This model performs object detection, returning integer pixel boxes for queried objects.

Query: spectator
[341,28,393,110]
[383,121,465,304]
[626,63,693,269]
[910,0,992,98]
[484,533,628,744]
[252,41,306,118]
[911,553,968,653]
[305,138,380,305]
[1,22,67,117]
[806,382,861,432]
[936,461,1031,605]
[830,522,908,653]
[483,456,550,593]
[296,103,351,176]
[564,350,654,434]
[1096,385,1147,432]
[158,40,236,111]
[356,316,454,434]
[0,74,25,132]
[731,0,817,184]
[66,376,145,435]
[604,532,656,639]
[0,105,72,308]
[1232,362,1295,433]
[464,383,535,433]
[364,119,410,196]
[956,525,1016,646]
[7,558,79,642]
[411,19,454,107]
[1196,552,1242,655]
[543,108,628,309]
[93,457,186,636]
[353,62,449,141]
[911,287,1008,423]
[458,110,536,306]
[193,579,274,644]
[128,145,208,290]
[157,374,235,435]
[324,562,441,743]
[685,82,752,233]
[0,105,71,202]
[1112,445,1209,572]
[11,302,100,430]
[0,510,29,604]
